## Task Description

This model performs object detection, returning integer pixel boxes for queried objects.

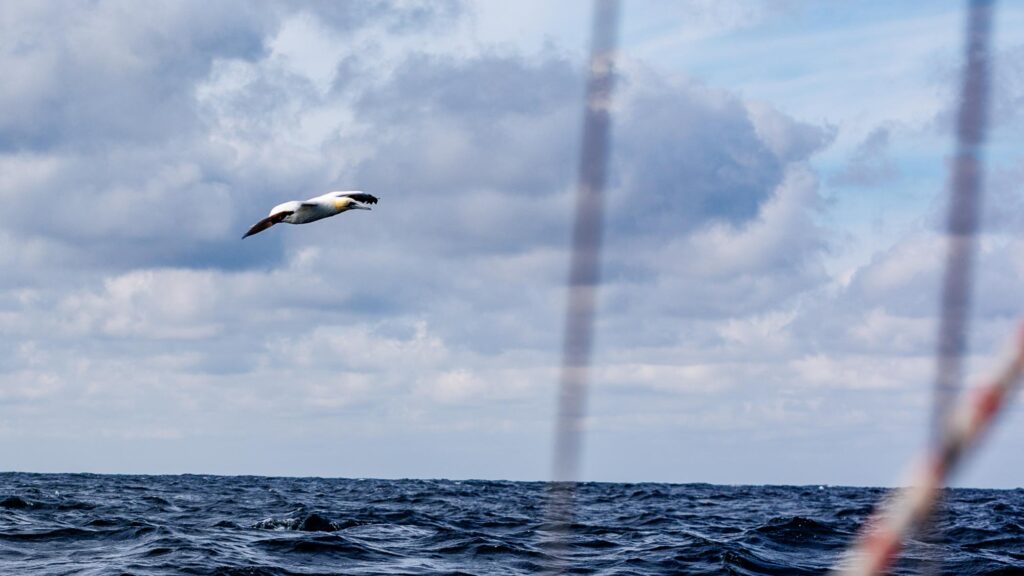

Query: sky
[2,0,1024,488]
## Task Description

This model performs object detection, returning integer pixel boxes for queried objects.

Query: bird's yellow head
[332,193,372,212]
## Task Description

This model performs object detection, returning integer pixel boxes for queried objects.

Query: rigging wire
[932,0,994,454]
[544,0,621,572]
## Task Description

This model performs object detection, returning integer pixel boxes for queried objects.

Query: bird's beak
[354,205,371,210]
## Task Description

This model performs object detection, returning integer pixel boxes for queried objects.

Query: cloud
[989,43,1024,128]
[10,0,1014,485]
[831,127,900,187]
[602,166,828,330]
[613,74,793,235]
[0,1,271,152]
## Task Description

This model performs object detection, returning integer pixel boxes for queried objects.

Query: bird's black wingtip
[346,193,379,205]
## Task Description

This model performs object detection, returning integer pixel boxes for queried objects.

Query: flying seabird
[242,191,378,239]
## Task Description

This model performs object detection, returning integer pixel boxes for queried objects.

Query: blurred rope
[832,324,1024,576]
[545,0,620,572]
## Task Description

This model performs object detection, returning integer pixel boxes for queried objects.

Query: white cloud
[57,270,224,340]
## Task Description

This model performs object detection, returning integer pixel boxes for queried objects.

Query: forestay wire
[932,0,995,461]
[544,0,620,572]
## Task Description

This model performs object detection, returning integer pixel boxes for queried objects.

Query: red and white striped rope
[832,324,1024,576]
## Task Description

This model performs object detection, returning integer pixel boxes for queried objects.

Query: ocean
[1,473,1021,575]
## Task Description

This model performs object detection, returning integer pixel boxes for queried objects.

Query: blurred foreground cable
[931,0,994,454]
[544,0,620,572]
[924,0,994,573]
[831,325,1024,576]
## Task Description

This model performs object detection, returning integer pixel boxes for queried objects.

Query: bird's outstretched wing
[339,193,379,205]
[242,211,293,239]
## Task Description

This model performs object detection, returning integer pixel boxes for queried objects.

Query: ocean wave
[1,473,1022,575]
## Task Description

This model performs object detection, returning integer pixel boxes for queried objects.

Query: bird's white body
[242,190,378,238]
[271,192,365,224]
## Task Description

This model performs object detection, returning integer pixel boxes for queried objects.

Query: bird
[242,191,378,239]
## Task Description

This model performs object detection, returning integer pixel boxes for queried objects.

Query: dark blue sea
[1,473,1022,575]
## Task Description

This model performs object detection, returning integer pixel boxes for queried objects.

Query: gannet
[242,191,378,239]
